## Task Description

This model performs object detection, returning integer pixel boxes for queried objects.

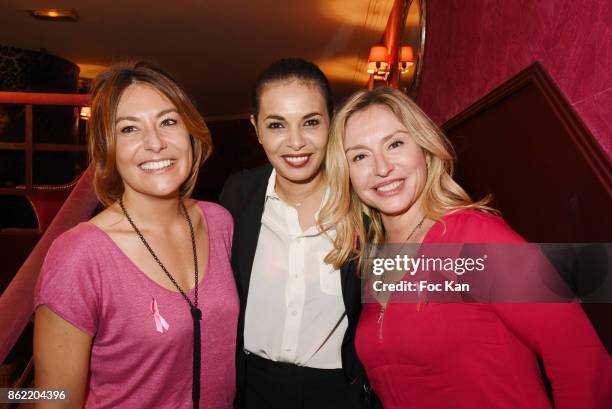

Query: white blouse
[243,170,348,369]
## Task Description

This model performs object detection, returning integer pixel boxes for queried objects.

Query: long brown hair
[88,61,212,207]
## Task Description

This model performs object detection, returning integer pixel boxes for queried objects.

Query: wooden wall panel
[444,63,611,242]
[443,62,611,352]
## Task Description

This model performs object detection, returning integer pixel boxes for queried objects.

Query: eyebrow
[263,114,285,121]
[344,130,409,153]
[263,111,322,121]
[302,112,322,119]
[115,108,178,124]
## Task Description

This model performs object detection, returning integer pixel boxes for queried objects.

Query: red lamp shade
[400,46,414,63]
[368,46,389,63]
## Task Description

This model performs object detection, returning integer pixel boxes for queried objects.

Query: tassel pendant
[191,306,202,409]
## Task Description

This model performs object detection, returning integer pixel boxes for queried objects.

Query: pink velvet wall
[417,0,612,157]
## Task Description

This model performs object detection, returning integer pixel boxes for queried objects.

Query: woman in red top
[319,86,611,409]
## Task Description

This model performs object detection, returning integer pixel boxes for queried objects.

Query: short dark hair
[251,58,333,119]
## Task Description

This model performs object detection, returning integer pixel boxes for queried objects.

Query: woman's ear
[250,114,261,144]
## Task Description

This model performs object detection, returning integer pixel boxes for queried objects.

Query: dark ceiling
[0,0,404,119]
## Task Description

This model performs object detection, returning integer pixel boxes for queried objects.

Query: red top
[356,209,611,409]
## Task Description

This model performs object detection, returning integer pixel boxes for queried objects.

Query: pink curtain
[0,164,98,361]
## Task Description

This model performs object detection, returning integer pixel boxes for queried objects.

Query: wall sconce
[79,106,91,120]
[399,46,414,74]
[367,46,390,76]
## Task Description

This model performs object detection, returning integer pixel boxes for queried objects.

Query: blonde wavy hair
[319,87,495,270]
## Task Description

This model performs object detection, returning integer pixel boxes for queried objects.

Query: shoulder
[219,164,272,216]
[38,223,106,298]
[40,223,110,284]
[195,200,233,226]
[36,223,105,335]
[194,201,234,255]
[222,164,272,193]
[236,164,274,181]
[194,200,234,245]
[431,208,525,243]
[46,222,107,262]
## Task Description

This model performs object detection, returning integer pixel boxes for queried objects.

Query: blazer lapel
[236,165,271,300]
[341,260,361,328]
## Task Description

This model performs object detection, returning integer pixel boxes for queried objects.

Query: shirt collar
[266,168,335,237]
[263,168,333,233]
[264,168,330,209]
[265,168,280,201]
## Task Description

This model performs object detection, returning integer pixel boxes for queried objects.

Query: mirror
[400,0,426,98]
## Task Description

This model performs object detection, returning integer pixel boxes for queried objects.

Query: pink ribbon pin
[151,298,170,333]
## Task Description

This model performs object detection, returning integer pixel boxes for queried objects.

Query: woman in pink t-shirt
[319,87,611,408]
[34,61,238,409]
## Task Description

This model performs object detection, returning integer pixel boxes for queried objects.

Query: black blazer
[219,164,378,409]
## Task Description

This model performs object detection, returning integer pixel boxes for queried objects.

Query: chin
[277,163,321,183]
[365,197,412,217]
[143,188,181,200]
[379,207,411,217]
[158,187,183,198]
[128,179,185,200]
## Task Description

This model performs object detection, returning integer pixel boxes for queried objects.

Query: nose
[374,152,394,177]
[287,127,306,151]
[143,126,167,152]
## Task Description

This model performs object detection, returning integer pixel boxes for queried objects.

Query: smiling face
[114,83,192,200]
[252,79,330,184]
[344,104,428,217]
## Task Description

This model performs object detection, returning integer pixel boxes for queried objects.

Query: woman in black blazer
[220,58,376,409]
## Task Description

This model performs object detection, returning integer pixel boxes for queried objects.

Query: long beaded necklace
[377,214,426,340]
[119,197,202,409]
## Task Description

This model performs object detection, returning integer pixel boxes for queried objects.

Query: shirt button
[291,311,297,316]
[294,274,299,279]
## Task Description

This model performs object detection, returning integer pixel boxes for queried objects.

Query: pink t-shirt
[35,201,239,409]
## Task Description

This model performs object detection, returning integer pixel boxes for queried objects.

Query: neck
[119,189,184,230]
[274,169,326,206]
[382,200,425,243]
